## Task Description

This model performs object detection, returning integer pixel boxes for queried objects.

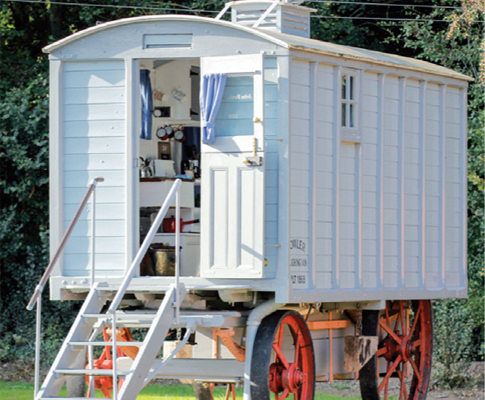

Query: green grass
[0,380,361,399]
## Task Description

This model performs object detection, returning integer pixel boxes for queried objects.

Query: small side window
[341,74,357,129]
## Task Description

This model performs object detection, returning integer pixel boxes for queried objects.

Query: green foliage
[309,1,405,52]
[0,72,83,364]
[432,299,477,387]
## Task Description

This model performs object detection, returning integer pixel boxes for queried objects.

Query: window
[341,74,357,129]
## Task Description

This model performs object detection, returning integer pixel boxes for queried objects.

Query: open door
[200,54,265,279]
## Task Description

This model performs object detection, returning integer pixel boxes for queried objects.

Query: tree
[447,0,485,84]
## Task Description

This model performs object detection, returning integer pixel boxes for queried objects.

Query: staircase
[36,283,187,400]
[28,179,196,399]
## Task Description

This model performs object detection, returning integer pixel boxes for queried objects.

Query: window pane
[349,103,354,127]
[341,103,347,127]
[349,76,354,100]
[341,76,347,100]
[215,76,254,136]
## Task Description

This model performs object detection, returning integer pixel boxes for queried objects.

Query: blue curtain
[200,73,227,144]
[140,69,153,140]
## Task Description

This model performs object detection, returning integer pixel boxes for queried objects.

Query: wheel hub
[382,334,403,362]
[269,362,304,394]
[401,336,416,361]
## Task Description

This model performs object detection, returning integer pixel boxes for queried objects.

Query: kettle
[140,157,153,178]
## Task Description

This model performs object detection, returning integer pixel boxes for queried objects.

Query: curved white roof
[44,15,472,82]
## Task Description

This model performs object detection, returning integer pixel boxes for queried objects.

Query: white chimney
[228,0,315,38]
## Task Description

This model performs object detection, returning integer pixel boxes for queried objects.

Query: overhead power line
[2,0,483,23]
[305,1,462,9]
[0,0,216,13]
[312,15,482,22]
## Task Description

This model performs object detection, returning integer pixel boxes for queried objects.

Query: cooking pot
[162,218,200,233]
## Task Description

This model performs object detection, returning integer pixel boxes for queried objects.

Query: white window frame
[340,70,361,143]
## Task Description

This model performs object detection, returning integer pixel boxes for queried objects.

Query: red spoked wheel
[359,300,433,400]
[251,310,315,400]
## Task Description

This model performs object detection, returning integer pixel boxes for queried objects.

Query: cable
[3,0,483,22]
[304,1,462,10]
[0,0,217,13]
[312,14,484,22]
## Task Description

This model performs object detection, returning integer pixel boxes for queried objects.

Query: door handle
[243,156,263,166]
[243,137,262,166]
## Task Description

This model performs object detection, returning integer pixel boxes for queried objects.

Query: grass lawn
[0,380,361,399]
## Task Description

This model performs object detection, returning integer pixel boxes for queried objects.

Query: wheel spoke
[273,343,290,369]
[399,302,405,335]
[276,323,285,348]
[379,320,402,344]
[398,370,408,400]
[413,338,421,347]
[409,303,422,337]
[409,357,422,382]
[406,308,410,332]
[399,370,403,400]
[280,388,290,400]
[384,361,390,400]
[378,355,402,393]
[377,347,387,356]
[295,332,302,366]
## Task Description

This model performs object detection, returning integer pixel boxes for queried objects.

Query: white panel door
[200,55,265,278]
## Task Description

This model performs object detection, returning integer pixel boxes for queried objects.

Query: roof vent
[220,0,315,38]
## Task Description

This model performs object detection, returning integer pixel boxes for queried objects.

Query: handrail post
[88,343,95,398]
[34,297,41,399]
[90,186,96,288]
[111,313,118,400]
[175,188,180,324]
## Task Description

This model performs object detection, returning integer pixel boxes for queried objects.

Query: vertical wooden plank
[50,59,64,279]
[398,77,406,289]
[126,58,136,273]
[354,70,363,290]
[459,87,468,289]
[376,74,385,290]
[276,55,291,300]
[309,61,318,288]
[354,143,362,290]
[418,81,427,289]
[438,85,446,289]
[332,66,342,290]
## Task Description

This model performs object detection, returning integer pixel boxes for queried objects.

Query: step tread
[40,398,112,400]
[82,313,156,319]
[69,341,143,346]
[54,368,129,376]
